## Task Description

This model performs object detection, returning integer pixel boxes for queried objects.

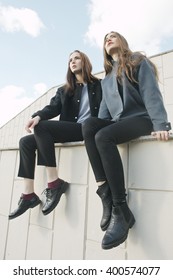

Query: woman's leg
[18,120,82,182]
[23,178,34,194]
[34,120,83,167]
[9,121,83,219]
[33,120,83,215]
[9,135,41,220]
[83,116,153,248]
[82,117,114,182]
[82,117,115,230]
[95,117,153,249]
[94,117,153,202]
[18,134,37,179]
[18,135,37,206]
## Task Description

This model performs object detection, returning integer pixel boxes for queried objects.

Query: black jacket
[32,79,102,122]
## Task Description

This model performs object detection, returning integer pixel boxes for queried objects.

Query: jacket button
[92,92,95,95]
[77,100,80,102]
[75,117,77,119]
[94,106,98,109]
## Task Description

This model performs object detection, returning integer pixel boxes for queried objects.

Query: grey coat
[99,58,171,131]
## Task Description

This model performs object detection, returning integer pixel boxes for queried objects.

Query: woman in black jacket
[82,32,171,250]
[9,50,102,220]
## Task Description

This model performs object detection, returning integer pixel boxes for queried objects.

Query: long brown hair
[103,31,158,83]
[64,50,98,94]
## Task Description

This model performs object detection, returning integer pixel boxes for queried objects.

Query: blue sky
[1,0,173,127]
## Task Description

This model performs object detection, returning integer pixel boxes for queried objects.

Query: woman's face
[104,32,119,56]
[69,51,82,74]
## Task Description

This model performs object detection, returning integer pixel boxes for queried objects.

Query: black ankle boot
[102,203,135,250]
[96,183,112,231]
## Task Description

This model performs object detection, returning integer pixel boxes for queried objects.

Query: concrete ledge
[1,133,173,151]
[132,133,173,142]
[55,133,173,146]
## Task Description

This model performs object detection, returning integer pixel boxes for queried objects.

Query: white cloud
[0,85,32,127]
[0,5,45,37]
[0,83,47,127]
[85,0,173,55]
[33,83,47,96]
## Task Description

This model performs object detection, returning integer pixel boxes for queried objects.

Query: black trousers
[18,120,83,179]
[82,116,153,203]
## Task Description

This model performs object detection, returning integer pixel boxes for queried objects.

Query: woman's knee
[19,135,36,150]
[95,129,106,146]
[33,121,44,133]
[19,136,30,148]
[82,117,98,137]
[95,129,114,148]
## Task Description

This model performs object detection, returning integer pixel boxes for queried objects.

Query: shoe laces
[18,197,23,205]
[42,188,52,199]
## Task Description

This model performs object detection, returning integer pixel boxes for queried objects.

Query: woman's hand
[151,130,170,141]
[25,116,41,133]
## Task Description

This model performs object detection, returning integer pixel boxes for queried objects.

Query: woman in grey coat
[82,31,171,250]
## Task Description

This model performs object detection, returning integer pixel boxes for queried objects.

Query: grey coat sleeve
[138,59,171,131]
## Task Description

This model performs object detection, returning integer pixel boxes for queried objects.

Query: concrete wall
[0,51,173,260]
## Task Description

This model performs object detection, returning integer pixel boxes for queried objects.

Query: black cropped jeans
[18,120,83,179]
[82,116,153,203]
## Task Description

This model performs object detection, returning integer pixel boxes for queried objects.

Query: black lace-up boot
[42,180,69,215]
[9,194,41,220]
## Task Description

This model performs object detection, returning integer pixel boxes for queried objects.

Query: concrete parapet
[0,136,173,260]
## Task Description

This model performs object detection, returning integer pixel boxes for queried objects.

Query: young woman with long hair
[9,50,102,220]
[82,32,171,250]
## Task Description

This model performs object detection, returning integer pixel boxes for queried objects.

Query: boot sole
[42,182,69,215]
[102,216,136,249]
[102,232,128,250]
